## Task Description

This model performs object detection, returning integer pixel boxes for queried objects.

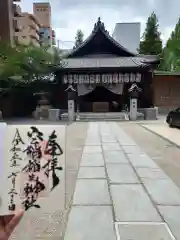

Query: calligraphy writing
[43,130,63,190]
[8,129,24,211]
[21,126,46,210]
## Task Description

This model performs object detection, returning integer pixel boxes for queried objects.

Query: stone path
[64,122,179,240]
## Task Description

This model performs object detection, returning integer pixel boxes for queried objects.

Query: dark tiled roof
[63,57,150,69]
[66,17,136,58]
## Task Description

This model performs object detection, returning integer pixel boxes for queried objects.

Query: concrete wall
[112,22,140,53]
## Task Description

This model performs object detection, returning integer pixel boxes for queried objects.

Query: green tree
[161,18,180,71]
[139,12,162,55]
[74,29,84,48]
[0,43,25,80]
[16,44,64,82]
[0,43,64,85]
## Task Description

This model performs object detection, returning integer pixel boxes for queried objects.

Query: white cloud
[19,0,179,49]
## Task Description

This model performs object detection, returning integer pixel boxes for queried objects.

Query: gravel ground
[118,122,180,188]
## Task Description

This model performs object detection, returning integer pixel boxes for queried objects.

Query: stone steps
[78,112,128,121]
[61,112,128,121]
[61,112,146,121]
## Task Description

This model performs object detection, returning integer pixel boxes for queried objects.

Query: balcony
[30,22,40,34]
[30,30,39,41]
[13,19,22,32]
[13,4,22,17]
[29,14,41,28]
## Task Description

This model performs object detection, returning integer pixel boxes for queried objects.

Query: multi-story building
[112,22,141,53]
[33,2,56,47]
[0,0,21,45]
[15,13,41,46]
[0,0,41,46]
[33,2,51,28]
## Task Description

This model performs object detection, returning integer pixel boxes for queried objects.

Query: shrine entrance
[55,17,159,115]
[78,85,123,112]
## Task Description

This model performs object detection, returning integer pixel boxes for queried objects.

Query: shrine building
[56,18,160,113]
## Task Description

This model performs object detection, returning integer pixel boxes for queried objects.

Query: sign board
[63,73,141,84]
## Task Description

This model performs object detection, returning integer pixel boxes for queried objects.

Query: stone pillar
[130,98,137,120]
[68,99,75,121]
[66,85,76,121]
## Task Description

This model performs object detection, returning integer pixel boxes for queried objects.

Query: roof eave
[141,59,160,65]
[59,65,150,72]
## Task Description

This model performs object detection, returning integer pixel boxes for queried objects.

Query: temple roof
[66,17,137,58]
[63,18,160,69]
[63,56,159,70]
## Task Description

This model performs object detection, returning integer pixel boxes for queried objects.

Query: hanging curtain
[103,84,124,95]
[77,84,96,96]
[77,83,124,96]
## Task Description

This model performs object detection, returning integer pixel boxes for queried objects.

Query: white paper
[0,123,8,215]
[0,124,66,215]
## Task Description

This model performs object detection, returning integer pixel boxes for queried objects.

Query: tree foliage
[0,43,24,79]
[139,12,162,55]
[161,18,180,71]
[74,29,84,48]
[0,43,64,85]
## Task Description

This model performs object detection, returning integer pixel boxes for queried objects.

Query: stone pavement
[64,122,180,240]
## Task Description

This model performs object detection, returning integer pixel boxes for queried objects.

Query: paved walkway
[64,122,180,240]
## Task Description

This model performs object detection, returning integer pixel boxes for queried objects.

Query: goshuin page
[0,124,66,216]
[0,123,8,215]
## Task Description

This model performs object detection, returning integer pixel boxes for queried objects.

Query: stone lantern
[33,91,52,120]
[128,83,141,120]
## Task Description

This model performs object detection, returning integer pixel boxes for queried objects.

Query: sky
[19,0,180,49]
